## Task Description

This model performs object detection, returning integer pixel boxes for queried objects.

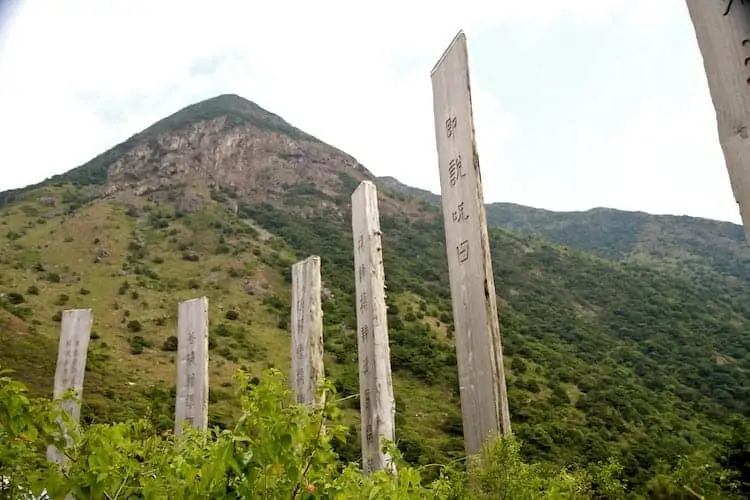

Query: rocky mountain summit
[1,94,425,219]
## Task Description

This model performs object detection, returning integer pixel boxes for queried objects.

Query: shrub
[7,292,25,305]
[161,335,178,352]
[214,324,231,337]
[217,347,238,362]
[225,310,239,321]
[128,335,151,354]
[26,285,39,296]
[126,320,143,333]
[182,251,200,262]
[511,357,527,374]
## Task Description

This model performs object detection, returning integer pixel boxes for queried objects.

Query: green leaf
[280,433,292,448]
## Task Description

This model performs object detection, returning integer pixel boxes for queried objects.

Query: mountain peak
[0,93,366,211]
[137,94,322,145]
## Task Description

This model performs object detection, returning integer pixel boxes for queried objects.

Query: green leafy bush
[0,367,633,499]
[161,336,178,352]
[128,335,152,355]
[7,293,25,305]
[44,273,60,284]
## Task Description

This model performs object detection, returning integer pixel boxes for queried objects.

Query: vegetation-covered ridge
[388,180,750,288]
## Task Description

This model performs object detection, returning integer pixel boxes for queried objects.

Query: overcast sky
[0,0,740,223]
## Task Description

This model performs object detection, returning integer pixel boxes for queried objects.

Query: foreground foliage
[1,367,747,499]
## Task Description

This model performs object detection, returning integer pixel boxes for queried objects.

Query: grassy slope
[382,179,750,288]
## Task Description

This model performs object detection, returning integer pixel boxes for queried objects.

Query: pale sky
[0,0,740,223]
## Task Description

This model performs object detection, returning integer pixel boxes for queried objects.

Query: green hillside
[387,182,750,286]
[1,94,749,497]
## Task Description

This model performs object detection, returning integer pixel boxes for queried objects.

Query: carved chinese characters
[47,309,93,466]
[430,30,511,455]
[290,255,324,407]
[174,297,209,436]
[686,1,750,241]
[351,180,396,474]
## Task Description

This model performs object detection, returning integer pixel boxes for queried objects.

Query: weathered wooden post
[430,30,512,455]
[290,255,325,406]
[174,297,209,436]
[686,1,750,241]
[47,309,93,466]
[351,180,397,474]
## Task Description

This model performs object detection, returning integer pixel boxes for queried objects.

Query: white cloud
[0,0,739,224]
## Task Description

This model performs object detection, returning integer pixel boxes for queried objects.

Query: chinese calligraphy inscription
[457,240,469,264]
[452,201,469,223]
[431,30,512,455]
[47,309,93,467]
[446,115,458,138]
[723,0,747,16]
[174,297,209,436]
[351,180,396,474]
[448,154,466,186]
[290,255,324,407]
[686,1,750,241]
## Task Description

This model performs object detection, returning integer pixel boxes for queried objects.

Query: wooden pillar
[686,1,750,241]
[351,180,397,474]
[430,30,511,455]
[174,297,209,436]
[47,309,93,466]
[291,255,325,406]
